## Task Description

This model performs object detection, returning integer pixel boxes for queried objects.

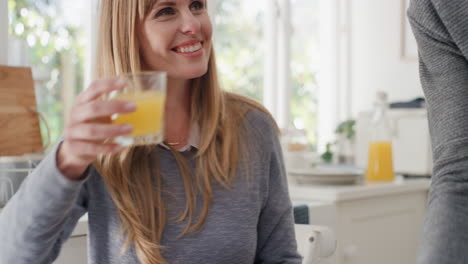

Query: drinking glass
[109,72,167,146]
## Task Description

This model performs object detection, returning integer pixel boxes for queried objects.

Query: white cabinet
[54,215,88,264]
[289,178,430,264]
[54,235,88,264]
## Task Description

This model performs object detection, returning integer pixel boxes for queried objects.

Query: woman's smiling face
[138,0,212,80]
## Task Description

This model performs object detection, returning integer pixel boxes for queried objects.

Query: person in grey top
[408,0,468,263]
[0,0,301,263]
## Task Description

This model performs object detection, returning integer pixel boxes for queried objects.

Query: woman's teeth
[175,42,202,53]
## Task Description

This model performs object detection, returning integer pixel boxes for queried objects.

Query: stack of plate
[288,166,364,185]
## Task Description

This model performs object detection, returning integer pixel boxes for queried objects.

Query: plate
[288,166,364,185]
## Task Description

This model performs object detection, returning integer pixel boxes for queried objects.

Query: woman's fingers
[70,100,136,124]
[64,123,133,141]
[76,77,126,105]
[57,77,133,179]
[65,141,124,160]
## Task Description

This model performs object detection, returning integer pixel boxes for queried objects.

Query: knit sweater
[0,109,301,264]
[408,1,468,263]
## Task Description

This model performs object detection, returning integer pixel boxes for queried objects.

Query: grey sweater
[0,109,301,264]
[408,1,468,263]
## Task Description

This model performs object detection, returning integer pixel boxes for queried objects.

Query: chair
[294,224,336,264]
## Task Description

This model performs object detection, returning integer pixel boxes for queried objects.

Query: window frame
[269,0,348,152]
[209,0,293,129]
[268,0,292,130]
[0,0,8,64]
[317,0,347,151]
[84,0,100,87]
[210,0,346,151]
[314,0,352,152]
[208,0,216,21]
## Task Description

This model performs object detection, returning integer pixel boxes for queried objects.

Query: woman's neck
[163,78,192,149]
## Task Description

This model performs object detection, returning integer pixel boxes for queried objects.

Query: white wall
[349,0,423,116]
[317,0,341,151]
[0,0,8,64]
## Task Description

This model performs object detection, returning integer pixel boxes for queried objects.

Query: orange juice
[112,90,165,137]
[366,141,395,181]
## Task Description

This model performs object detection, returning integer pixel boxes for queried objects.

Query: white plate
[288,167,364,185]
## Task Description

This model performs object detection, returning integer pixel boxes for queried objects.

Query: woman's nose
[179,12,201,35]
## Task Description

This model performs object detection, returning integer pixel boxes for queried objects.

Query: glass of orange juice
[109,72,166,146]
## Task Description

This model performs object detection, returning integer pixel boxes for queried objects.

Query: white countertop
[288,176,431,202]
[71,214,88,237]
[1,177,430,238]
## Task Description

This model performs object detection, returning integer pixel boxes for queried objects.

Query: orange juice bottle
[366,92,395,182]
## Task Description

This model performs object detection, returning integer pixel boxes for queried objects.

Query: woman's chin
[171,68,208,80]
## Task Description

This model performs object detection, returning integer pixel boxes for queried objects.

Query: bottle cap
[376,91,388,102]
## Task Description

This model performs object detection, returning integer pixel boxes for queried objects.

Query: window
[1,0,341,152]
[212,0,336,151]
[6,0,94,148]
[213,0,265,103]
[290,0,320,149]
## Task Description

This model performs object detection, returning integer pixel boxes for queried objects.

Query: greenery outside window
[7,0,90,148]
[213,0,321,150]
[4,0,330,152]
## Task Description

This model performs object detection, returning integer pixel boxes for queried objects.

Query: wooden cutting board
[0,65,43,156]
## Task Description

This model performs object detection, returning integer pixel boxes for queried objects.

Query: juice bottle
[366,92,395,182]
[112,90,165,137]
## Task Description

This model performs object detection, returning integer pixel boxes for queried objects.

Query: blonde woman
[0,0,301,263]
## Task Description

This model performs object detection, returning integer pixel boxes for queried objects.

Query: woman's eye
[155,7,176,18]
[190,1,204,11]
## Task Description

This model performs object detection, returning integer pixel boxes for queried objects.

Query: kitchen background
[0,0,424,152]
[0,0,431,263]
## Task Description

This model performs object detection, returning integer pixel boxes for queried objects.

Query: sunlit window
[213,0,321,150]
[7,0,90,147]
[213,0,265,102]
[5,0,330,151]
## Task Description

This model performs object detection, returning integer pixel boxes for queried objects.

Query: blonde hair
[94,1,275,263]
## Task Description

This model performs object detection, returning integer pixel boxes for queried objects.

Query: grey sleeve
[253,115,302,263]
[408,1,468,263]
[0,142,89,264]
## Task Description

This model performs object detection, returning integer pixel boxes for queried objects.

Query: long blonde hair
[94,1,274,263]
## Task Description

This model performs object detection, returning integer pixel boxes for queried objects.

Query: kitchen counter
[72,214,88,236]
[288,176,431,202]
[288,176,431,264]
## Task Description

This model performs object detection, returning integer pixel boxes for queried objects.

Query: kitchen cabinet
[54,235,87,264]
[54,215,88,264]
[289,177,430,264]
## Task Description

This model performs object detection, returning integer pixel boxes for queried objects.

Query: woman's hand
[57,78,135,180]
